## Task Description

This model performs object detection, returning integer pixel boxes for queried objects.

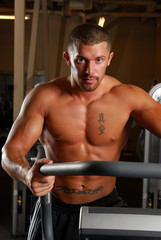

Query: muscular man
[2,24,161,240]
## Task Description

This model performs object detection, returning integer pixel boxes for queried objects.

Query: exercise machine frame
[40,160,161,240]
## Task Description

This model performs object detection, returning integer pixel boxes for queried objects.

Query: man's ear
[63,52,71,66]
[107,52,114,66]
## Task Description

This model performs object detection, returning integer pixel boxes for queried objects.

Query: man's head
[67,24,112,53]
[64,24,114,92]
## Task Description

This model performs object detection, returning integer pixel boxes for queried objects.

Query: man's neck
[71,82,105,104]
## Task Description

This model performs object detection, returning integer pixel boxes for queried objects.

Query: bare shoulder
[32,76,69,96]
[20,76,69,115]
[109,80,150,101]
[104,76,155,110]
[26,76,69,101]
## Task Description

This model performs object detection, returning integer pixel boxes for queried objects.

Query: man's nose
[85,61,95,75]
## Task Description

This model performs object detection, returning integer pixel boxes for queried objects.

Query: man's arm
[1,87,55,196]
[129,85,161,138]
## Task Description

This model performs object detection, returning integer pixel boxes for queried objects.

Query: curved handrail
[40,160,161,179]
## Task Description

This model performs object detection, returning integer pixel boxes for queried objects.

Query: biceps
[131,102,161,137]
[6,114,44,154]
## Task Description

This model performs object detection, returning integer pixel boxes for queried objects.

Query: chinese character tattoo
[97,112,106,135]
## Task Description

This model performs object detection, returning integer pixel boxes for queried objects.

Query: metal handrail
[40,160,161,178]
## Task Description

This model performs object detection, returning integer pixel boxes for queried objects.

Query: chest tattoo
[97,112,106,135]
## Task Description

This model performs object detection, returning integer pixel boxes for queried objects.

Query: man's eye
[77,58,85,64]
[96,58,103,63]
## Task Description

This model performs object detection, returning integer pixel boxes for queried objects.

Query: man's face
[64,42,113,92]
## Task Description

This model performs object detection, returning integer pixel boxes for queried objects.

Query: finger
[30,176,55,191]
[36,182,54,192]
[34,174,55,184]
[32,182,54,196]
[35,158,50,167]
[34,159,53,172]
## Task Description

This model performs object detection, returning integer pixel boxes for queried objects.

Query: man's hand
[26,158,55,197]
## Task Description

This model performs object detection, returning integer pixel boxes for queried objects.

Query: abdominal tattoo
[56,185,103,195]
[98,112,106,135]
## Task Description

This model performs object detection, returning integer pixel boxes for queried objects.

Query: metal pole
[26,0,40,95]
[12,180,18,236]
[42,0,49,82]
[13,0,25,120]
[41,193,54,240]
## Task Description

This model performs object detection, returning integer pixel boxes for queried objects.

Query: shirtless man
[2,24,161,240]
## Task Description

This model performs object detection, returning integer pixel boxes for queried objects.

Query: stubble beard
[79,74,100,92]
[80,82,99,92]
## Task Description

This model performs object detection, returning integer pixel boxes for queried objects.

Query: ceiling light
[98,17,105,27]
[0,15,30,20]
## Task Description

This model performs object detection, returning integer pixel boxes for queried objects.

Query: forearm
[2,144,55,197]
[1,145,30,185]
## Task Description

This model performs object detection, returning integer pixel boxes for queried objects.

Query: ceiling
[1,0,161,23]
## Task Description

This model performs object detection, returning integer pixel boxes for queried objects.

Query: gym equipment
[40,160,161,178]
[79,207,161,239]
[143,83,161,209]
[12,181,37,237]
[12,140,45,237]
[40,160,161,240]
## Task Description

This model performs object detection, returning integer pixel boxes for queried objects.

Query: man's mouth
[83,76,98,84]
[85,78,96,84]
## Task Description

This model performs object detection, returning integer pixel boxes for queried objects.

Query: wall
[0,20,14,72]
[24,14,80,81]
[107,18,156,91]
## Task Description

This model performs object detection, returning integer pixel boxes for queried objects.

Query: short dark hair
[67,24,112,53]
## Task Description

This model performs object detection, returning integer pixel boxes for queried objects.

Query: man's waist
[51,187,119,212]
[51,176,116,204]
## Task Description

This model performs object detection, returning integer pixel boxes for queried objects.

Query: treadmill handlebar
[40,161,161,179]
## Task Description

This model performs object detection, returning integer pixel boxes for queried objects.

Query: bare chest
[44,97,131,146]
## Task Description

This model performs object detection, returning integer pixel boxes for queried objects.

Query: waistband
[52,187,119,213]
